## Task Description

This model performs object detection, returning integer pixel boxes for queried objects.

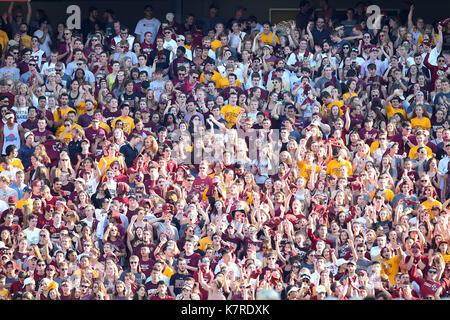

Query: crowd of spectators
[0,0,448,300]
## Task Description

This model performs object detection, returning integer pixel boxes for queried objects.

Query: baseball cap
[300,274,311,280]
[182,284,192,291]
[55,199,68,209]
[8,40,19,47]
[24,131,34,139]
[336,258,348,267]
[176,34,185,41]
[24,278,34,286]
[287,286,299,294]
[74,177,85,184]
[26,255,38,262]
[347,260,356,266]
[23,186,32,193]
[126,168,137,175]
[8,196,17,203]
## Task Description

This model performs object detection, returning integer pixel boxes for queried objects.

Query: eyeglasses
[428,270,437,274]
[55,69,62,72]
[28,64,36,67]
[81,284,89,288]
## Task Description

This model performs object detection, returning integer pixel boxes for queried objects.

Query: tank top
[2,123,20,154]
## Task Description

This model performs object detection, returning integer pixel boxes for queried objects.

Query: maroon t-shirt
[42,139,65,166]
[21,119,38,131]
[180,252,202,274]
[32,129,53,144]
[84,126,107,145]
[144,281,158,296]
[358,127,379,145]
[192,176,213,195]
[36,109,54,124]
[139,257,155,278]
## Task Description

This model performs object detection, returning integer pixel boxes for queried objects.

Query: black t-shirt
[119,92,140,112]
[169,272,192,296]
[68,139,82,165]
[119,142,139,168]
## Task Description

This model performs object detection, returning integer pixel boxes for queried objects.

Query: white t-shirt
[33,30,52,57]
[11,106,28,125]
[134,18,161,44]
[40,61,63,76]
[24,227,41,245]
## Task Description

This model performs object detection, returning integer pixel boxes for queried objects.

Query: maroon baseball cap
[126,168,137,175]
[8,196,17,204]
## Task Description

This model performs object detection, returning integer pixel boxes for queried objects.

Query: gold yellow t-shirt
[211,39,223,51]
[0,30,9,56]
[342,92,357,103]
[16,198,34,210]
[260,32,280,45]
[386,104,407,119]
[111,116,135,135]
[58,124,83,145]
[408,145,432,160]
[200,70,222,87]
[217,77,242,90]
[21,35,31,48]
[99,155,125,177]
[411,117,431,130]
[326,159,353,177]
[0,158,24,172]
[421,200,442,219]
[199,236,213,252]
[371,189,394,202]
[54,107,77,136]
[0,287,9,300]
[378,255,401,285]
[297,161,320,180]
[221,104,242,129]
[322,99,344,116]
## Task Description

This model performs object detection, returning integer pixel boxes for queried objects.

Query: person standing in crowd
[0,2,445,301]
